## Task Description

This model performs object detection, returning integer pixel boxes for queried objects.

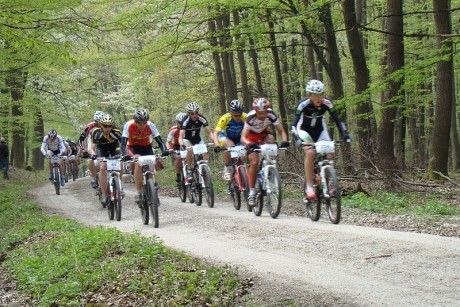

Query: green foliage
[0,170,244,306]
[343,192,459,216]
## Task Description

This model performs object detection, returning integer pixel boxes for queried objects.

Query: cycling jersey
[215,112,247,140]
[291,97,346,142]
[78,122,97,151]
[180,114,209,145]
[41,135,66,156]
[122,119,160,147]
[167,126,180,146]
[68,141,78,156]
[244,109,280,134]
[91,127,123,157]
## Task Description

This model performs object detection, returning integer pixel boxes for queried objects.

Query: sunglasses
[188,112,198,116]
[102,125,112,128]
[232,113,242,117]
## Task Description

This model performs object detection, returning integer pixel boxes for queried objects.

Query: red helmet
[253,98,270,111]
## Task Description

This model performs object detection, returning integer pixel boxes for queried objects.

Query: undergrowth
[0,169,245,306]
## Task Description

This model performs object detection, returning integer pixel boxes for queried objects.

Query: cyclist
[121,108,168,205]
[241,98,289,206]
[66,137,79,177]
[78,110,105,189]
[291,79,351,201]
[41,129,67,187]
[213,99,247,181]
[90,114,123,207]
[178,102,214,181]
[166,112,187,185]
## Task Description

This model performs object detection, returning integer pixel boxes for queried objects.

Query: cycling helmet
[93,110,104,123]
[100,114,114,126]
[0,137,5,143]
[252,98,270,111]
[185,102,199,112]
[229,99,244,113]
[305,79,325,94]
[175,112,186,123]
[48,129,57,140]
[133,108,149,123]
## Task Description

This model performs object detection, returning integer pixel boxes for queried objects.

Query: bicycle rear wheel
[324,167,341,224]
[202,165,214,208]
[304,185,321,222]
[194,170,202,206]
[146,178,159,228]
[107,181,114,220]
[238,166,250,211]
[229,180,241,210]
[113,177,122,221]
[178,172,186,202]
[253,187,264,216]
[266,167,282,219]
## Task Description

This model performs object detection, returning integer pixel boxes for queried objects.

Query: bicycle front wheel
[266,167,282,219]
[324,167,341,224]
[238,166,250,211]
[202,166,214,208]
[113,177,122,221]
[63,163,68,183]
[53,167,60,195]
[194,170,202,207]
[147,178,159,228]
[229,180,241,210]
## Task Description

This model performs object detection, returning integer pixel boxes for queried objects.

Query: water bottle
[258,170,264,187]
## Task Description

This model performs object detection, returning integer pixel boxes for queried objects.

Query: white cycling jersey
[41,135,66,155]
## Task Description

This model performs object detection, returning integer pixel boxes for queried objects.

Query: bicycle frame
[228,145,248,191]
[95,156,123,201]
[190,143,212,188]
[257,144,279,191]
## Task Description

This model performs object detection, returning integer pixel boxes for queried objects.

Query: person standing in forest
[0,137,9,179]
[291,79,351,201]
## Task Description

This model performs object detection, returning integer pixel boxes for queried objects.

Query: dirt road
[30,178,460,306]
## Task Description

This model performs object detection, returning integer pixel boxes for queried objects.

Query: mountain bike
[94,156,124,221]
[217,145,250,210]
[49,155,61,195]
[61,155,69,183]
[252,143,285,218]
[188,143,214,208]
[304,140,342,224]
[133,154,164,228]
[68,154,78,181]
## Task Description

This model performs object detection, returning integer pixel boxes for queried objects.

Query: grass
[342,191,459,216]
[0,169,247,306]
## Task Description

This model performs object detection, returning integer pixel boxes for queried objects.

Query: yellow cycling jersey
[215,112,247,140]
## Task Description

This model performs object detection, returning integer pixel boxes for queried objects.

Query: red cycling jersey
[167,126,180,146]
[124,121,159,147]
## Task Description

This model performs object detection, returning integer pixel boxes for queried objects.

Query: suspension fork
[320,163,333,198]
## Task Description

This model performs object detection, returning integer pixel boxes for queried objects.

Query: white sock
[249,188,255,195]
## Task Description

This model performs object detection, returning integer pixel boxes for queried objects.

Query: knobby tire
[113,176,122,221]
[53,166,60,195]
[107,181,114,220]
[325,167,341,224]
[202,165,214,208]
[147,178,159,228]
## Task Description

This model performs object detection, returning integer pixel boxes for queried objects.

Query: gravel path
[19,178,460,305]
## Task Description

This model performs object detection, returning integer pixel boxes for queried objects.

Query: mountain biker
[240,98,289,206]
[213,99,247,181]
[66,137,79,176]
[290,79,351,201]
[166,112,187,185]
[41,129,67,187]
[90,114,123,207]
[78,110,105,189]
[178,102,214,181]
[121,108,168,205]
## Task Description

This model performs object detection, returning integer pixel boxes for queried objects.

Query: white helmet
[93,111,105,123]
[185,102,199,112]
[175,112,186,122]
[305,79,325,94]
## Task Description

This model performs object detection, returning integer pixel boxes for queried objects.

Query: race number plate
[192,144,207,155]
[68,155,76,161]
[50,156,60,164]
[179,150,188,159]
[137,155,156,166]
[107,159,121,171]
[260,144,278,156]
[315,141,335,153]
[229,145,246,158]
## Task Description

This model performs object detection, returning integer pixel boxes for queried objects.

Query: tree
[428,0,454,178]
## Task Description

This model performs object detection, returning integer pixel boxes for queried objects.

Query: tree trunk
[216,15,236,108]
[248,37,264,97]
[267,10,288,133]
[232,10,251,111]
[306,44,317,80]
[342,0,377,167]
[33,106,45,170]
[377,0,404,175]
[208,16,226,114]
[428,0,454,178]
[7,70,27,169]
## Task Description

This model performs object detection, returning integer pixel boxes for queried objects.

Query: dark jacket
[0,143,9,158]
